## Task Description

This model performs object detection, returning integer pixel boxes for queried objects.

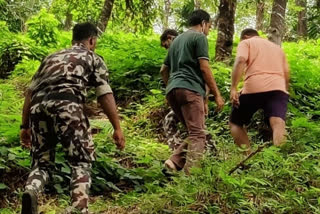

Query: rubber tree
[215,0,237,62]
[296,0,307,38]
[268,0,288,45]
[163,0,171,30]
[256,0,265,31]
[98,0,115,32]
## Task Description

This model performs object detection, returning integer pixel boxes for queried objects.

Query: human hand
[215,95,225,112]
[230,88,240,108]
[20,128,31,149]
[113,129,125,151]
[204,97,209,116]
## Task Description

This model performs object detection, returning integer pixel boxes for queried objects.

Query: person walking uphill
[160,29,215,152]
[229,28,290,154]
[20,23,125,214]
[160,10,224,174]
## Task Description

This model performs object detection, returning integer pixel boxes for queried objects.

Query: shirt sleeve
[28,58,47,91]
[195,35,209,60]
[92,54,113,97]
[236,40,249,61]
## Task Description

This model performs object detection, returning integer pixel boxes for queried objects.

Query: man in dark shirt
[20,23,125,214]
[160,10,224,174]
[160,29,215,152]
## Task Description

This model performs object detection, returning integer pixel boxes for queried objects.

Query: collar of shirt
[72,43,87,50]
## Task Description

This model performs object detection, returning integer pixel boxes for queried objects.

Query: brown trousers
[166,88,206,172]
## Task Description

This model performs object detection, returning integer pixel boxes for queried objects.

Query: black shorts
[230,90,289,126]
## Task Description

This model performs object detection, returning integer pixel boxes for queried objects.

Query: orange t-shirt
[236,36,289,94]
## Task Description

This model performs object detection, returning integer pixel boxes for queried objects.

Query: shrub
[0,36,47,79]
[26,9,59,47]
[96,32,167,104]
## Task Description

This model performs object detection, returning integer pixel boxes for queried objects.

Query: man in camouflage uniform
[160,29,215,151]
[20,23,125,214]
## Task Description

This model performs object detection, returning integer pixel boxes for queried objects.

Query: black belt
[31,92,83,105]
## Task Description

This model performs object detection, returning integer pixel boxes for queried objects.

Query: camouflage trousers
[25,100,95,214]
[163,110,216,152]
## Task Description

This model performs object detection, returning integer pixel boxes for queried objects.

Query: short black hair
[72,22,98,42]
[240,28,259,39]
[160,29,178,42]
[188,9,211,26]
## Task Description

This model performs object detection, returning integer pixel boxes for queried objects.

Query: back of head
[188,9,211,26]
[240,28,259,40]
[160,29,179,43]
[72,22,98,42]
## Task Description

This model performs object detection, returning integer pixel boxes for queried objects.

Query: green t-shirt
[164,29,209,97]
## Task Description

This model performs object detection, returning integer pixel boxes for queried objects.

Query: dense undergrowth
[0,16,320,213]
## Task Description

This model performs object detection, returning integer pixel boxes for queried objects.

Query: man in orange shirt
[230,28,290,154]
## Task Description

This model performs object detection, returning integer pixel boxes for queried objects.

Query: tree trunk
[98,0,115,33]
[64,8,73,31]
[317,0,320,8]
[268,0,288,45]
[296,0,307,38]
[194,0,201,9]
[215,0,236,62]
[255,1,265,31]
[163,0,171,30]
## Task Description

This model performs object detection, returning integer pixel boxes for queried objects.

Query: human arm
[230,56,247,108]
[93,55,125,150]
[199,59,224,112]
[283,54,290,91]
[160,64,169,86]
[98,93,125,150]
[20,89,32,149]
[204,85,210,116]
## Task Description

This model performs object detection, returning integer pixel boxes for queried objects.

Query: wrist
[231,86,237,91]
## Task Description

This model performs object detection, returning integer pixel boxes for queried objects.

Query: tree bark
[215,0,236,62]
[98,0,115,33]
[255,1,265,31]
[64,8,73,31]
[296,0,307,38]
[268,0,288,45]
[194,0,201,9]
[163,0,171,30]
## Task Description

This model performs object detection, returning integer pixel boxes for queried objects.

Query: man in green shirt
[160,10,224,174]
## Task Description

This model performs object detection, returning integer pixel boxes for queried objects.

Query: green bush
[26,9,59,47]
[0,35,47,79]
[96,32,167,103]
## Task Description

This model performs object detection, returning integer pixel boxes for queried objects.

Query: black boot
[21,190,38,214]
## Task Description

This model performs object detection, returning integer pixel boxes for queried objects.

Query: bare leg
[229,122,251,155]
[269,117,286,146]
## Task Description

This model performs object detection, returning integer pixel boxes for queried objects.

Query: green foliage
[0,35,47,79]
[0,26,319,213]
[111,0,158,33]
[0,0,49,32]
[307,4,320,39]
[172,0,194,29]
[0,21,10,34]
[26,9,60,47]
[50,0,104,27]
[96,32,167,103]
[0,83,23,144]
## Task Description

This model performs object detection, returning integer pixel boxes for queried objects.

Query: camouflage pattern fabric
[163,110,185,150]
[25,43,112,214]
[29,43,112,102]
[163,110,217,153]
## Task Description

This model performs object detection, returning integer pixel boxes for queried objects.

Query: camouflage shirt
[29,43,112,103]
